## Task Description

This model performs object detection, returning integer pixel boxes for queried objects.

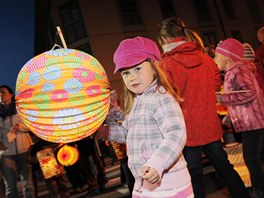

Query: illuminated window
[59,1,86,43]
[159,0,177,19]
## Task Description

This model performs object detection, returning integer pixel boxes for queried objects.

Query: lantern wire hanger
[51,26,68,51]
[51,43,63,51]
[53,143,64,152]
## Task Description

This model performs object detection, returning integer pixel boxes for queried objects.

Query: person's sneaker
[81,185,89,192]
[86,186,100,196]
[87,177,97,187]
[74,187,82,193]
[98,177,109,190]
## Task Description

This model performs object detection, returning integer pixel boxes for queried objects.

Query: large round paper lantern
[15,48,110,143]
[57,145,79,166]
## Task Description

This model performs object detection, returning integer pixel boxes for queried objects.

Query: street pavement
[31,159,234,198]
[19,152,253,198]
[15,142,262,198]
[32,159,131,198]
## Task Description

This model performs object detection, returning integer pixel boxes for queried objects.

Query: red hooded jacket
[159,38,223,146]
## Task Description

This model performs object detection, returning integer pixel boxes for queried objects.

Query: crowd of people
[0,17,264,198]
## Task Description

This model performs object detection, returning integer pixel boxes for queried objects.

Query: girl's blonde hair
[158,17,204,51]
[120,60,182,115]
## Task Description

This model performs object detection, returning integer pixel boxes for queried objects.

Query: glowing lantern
[57,145,79,166]
[37,148,62,179]
[15,48,110,143]
[216,85,228,116]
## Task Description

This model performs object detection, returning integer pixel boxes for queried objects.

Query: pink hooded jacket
[221,60,264,132]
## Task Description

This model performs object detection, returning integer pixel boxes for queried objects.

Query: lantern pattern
[15,48,110,143]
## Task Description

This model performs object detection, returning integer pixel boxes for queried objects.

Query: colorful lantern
[57,145,79,166]
[37,148,62,179]
[15,48,111,143]
[216,85,228,115]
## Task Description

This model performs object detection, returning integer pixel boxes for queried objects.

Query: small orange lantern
[57,145,79,166]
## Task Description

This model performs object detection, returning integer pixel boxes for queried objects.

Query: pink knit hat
[113,36,161,73]
[215,38,244,61]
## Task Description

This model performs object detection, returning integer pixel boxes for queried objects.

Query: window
[246,0,262,21]
[59,1,86,43]
[117,0,145,32]
[231,31,243,43]
[159,0,177,19]
[118,0,143,26]
[221,0,236,20]
[77,43,93,55]
[192,0,211,22]
[203,32,218,47]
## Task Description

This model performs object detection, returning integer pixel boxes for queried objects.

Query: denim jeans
[241,129,264,194]
[183,140,250,198]
[0,152,35,198]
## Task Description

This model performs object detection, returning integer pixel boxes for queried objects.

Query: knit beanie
[215,38,244,61]
[243,43,255,61]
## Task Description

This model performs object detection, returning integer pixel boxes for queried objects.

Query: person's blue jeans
[183,140,250,198]
[241,129,264,194]
[0,152,35,198]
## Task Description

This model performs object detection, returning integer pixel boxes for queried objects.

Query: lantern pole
[94,139,102,157]
[56,26,67,49]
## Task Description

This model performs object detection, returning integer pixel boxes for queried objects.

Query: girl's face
[214,53,228,71]
[0,87,13,105]
[121,61,157,95]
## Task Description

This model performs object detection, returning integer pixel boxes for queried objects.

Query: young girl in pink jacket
[96,36,193,198]
[215,38,264,197]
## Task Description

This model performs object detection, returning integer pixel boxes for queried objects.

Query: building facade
[35,0,264,95]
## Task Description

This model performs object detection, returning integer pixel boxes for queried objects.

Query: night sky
[0,1,34,92]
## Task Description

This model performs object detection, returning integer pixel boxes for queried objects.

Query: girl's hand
[141,166,160,184]
[11,124,19,134]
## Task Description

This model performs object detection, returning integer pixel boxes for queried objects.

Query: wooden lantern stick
[216,90,250,94]
[56,26,67,49]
